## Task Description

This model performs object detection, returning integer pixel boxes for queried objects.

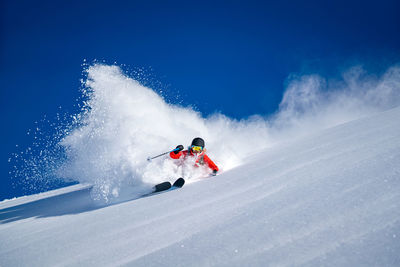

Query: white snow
[1,106,400,266]
[34,64,397,204]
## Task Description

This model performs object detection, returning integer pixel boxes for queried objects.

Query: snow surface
[1,106,400,266]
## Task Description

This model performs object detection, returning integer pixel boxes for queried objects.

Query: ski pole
[147,147,180,162]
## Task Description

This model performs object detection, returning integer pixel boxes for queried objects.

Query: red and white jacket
[169,149,219,172]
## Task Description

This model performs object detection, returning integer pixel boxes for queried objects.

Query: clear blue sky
[1,0,399,200]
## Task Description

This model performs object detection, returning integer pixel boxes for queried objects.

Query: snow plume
[57,63,400,202]
[57,65,272,202]
[13,63,400,203]
[271,65,400,138]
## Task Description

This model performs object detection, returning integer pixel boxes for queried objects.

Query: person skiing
[170,137,219,176]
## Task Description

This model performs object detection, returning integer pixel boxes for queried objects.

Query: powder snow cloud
[13,63,400,202]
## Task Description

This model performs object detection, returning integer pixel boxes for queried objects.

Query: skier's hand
[212,169,218,176]
[174,145,184,154]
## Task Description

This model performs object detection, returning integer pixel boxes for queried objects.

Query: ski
[150,178,185,194]
[153,181,172,192]
[172,177,185,188]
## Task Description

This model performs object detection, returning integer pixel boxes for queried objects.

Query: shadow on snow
[0,187,153,224]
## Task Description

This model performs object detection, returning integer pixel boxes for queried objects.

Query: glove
[212,169,218,176]
[174,145,184,154]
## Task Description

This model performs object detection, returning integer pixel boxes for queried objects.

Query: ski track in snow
[1,106,400,266]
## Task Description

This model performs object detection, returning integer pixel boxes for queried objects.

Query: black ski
[152,178,185,194]
[154,181,172,192]
[172,177,185,188]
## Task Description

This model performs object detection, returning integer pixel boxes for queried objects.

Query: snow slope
[1,106,400,266]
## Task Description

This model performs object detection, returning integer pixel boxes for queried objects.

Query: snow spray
[11,63,400,202]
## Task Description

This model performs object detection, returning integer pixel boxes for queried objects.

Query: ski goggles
[190,145,203,152]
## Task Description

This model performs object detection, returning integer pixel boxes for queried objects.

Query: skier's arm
[170,145,184,159]
[203,154,219,172]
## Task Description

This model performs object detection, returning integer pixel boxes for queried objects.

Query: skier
[170,137,219,176]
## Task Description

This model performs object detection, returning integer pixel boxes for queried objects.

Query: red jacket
[170,149,219,172]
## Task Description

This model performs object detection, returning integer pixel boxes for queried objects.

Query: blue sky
[1,0,399,200]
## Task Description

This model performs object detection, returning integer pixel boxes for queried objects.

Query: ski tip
[154,181,172,192]
[173,177,185,188]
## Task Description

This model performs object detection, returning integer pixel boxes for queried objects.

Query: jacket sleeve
[170,151,183,159]
[203,154,219,171]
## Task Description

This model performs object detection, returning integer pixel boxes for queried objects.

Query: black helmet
[191,137,205,147]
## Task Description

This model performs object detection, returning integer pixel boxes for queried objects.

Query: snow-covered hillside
[1,105,400,266]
